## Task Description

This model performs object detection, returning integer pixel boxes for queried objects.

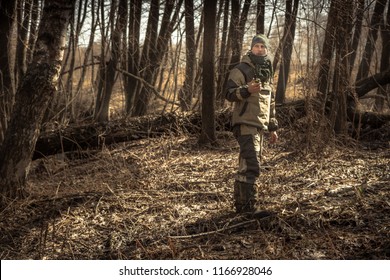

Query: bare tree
[332,0,354,135]
[26,0,40,64]
[317,0,337,114]
[179,0,196,111]
[199,0,217,145]
[0,0,76,204]
[0,0,17,145]
[275,0,299,104]
[356,0,387,82]
[256,0,266,34]
[94,0,128,122]
[375,0,390,111]
[73,0,98,120]
[64,0,89,121]
[133,0,183,116]
[124,0,142,115]
[348,0,364,76]
[132,0,159,116]
[216,0,230,107]
[229,0,252,67]
[15,0,32,85]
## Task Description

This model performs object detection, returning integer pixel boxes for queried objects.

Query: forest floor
[1,124,389,260]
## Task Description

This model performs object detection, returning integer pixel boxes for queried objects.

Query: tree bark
[179,0,196,111]
[199,0,217,145]
[95,0,128,123]
[375,0,390,111]
[256,0,266,34]
[15,0,32,84]
[355,0,387,81]
[124,0,142,115]
[275,0,299,104]
[348,0,364,76]
[227,0,241,69]
[316,0,337,114]
[93,0,109,122]
[333,0,354,135]
[355,68,390,97]
[73,0,98,120]
[133,0,184,116]
[0,0,17,145]
[27,0,40,64]
[133,0,160,116]
[215,0,230,107]
[66,0,88,121]
[0,0,76,203]
[229,0,252,68]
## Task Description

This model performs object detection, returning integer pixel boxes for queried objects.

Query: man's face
[251,43,267,56]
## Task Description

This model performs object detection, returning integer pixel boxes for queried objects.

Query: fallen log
[355,68,390,97]
[33,101,305,159]
[351,110,390,128]
[33,111,232,159]
[33,100,388,159]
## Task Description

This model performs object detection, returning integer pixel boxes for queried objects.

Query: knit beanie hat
[251,34,269,49]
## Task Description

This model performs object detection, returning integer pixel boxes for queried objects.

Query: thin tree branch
[117,67,180,106]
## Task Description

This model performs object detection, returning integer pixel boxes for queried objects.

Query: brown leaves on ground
[0,129,389,259]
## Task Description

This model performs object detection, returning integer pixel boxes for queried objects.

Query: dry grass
[0,127,389,260]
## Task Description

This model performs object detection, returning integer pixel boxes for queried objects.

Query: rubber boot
[233,181,274,218]
[234,181,257,213]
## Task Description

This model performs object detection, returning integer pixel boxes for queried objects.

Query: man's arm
[225,68,251,102]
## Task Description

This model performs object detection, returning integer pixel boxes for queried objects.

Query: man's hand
[269,131,278,144]
[247,79,261,94]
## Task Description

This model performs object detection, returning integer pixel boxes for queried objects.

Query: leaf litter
[0,127,389,259]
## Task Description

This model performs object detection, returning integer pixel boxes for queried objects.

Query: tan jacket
[226,54,278,132]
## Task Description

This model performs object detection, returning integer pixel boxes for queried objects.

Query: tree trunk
[229,0,252,68]
[27,0,40,64]
[94,0,108,122]
[15,0,32,84]
[95,0,128,123]
[316,0,337,114]
[355,0,387,81]
[215,0,230,107]
[180,0,196,111]
[228,0,241,68]
[355,68,390,97]
[275,0,299,104]
[333,0,354,135]
[67,0,88,121]
[134,0,183,116]
[348,0,364,76]
[74,0,98,120]
[375,0,390,111]
[124,0,142,115]
[199,0,217,145]
[133,0,160,116]
[0,0,76,204]
[256,0,266,34]
[0,0,17,145]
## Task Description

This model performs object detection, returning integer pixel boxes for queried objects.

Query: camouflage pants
[233,124,264,184]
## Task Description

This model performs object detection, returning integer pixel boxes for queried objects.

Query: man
[225,34,279,216]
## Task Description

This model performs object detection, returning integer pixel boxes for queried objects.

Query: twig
[168,219,260,239]
[116,67,180,106]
